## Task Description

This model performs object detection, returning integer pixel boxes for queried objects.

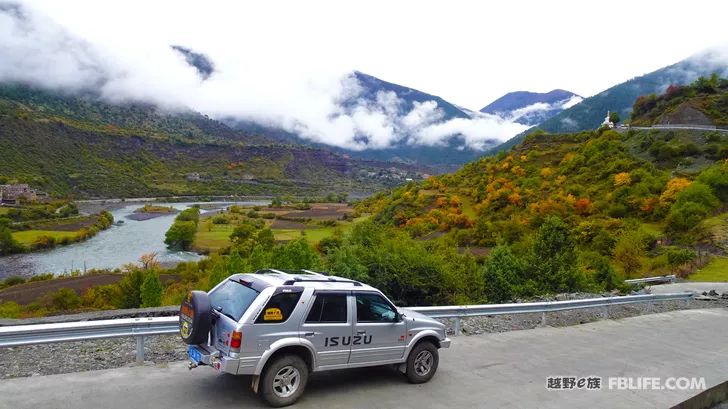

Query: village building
[0,184,43,204]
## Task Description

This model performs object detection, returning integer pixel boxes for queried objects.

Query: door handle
[304,332,315,337]
[357,330,366,335]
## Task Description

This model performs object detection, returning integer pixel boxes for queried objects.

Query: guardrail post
[602,305,609,320]
[646,301,653,314]
[136,335,145,363]
[453,317,461,336]
[541,312,547,326]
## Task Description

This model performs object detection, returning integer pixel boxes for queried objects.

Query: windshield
[209,279,260,321]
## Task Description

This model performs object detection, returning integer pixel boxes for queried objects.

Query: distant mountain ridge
[536,51,728,134]
[480,89,582,126]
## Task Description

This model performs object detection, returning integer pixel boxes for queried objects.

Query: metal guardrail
[624,275,677,285]
[0,316,179,362]
[409,292,692,335]
[0,293,693,361]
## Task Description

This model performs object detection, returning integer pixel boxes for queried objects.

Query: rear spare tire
[179,290,212,345]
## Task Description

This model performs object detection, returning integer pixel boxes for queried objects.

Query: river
[0,201,266,279]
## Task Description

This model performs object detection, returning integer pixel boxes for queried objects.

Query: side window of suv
[305,293,348,323]
[255,291,302,324]
[355,293,397,323]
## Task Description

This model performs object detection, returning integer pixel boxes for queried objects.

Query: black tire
[406,341,439,384]
[179,290,212,345]
[260,355,309,407]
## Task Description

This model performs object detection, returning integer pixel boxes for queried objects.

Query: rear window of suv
[209,279,260,321]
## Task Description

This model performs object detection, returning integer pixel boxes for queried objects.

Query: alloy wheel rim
[272,365,300,398]
[414,350,433,376]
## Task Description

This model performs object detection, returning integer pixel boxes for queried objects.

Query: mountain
[230,71,506,168]
[536,51,728,134]
[170,45,215,80]
[350,71,471,120]
[479,89,582,126]
[357,78,728,284]
[0,83,426,198]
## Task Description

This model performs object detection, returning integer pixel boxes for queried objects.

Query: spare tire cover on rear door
[179,290,212,345]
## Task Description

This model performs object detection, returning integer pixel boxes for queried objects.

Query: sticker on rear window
[263,307,283,321]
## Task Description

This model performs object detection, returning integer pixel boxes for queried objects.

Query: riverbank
[4,212,114,256]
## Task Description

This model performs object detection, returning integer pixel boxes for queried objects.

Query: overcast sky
[21,0,727,109]
[4,0,727,150]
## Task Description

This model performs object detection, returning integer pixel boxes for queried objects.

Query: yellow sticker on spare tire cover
[264,307,283,321]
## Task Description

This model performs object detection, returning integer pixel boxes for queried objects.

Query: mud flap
[396,363,407,374]
[251,375,260,394]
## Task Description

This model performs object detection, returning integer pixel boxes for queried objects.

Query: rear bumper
[188,345,240,374]
[440,337,451,348]
[188,345,260,375]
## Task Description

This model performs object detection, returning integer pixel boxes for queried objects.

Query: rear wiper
[214,306,235,320]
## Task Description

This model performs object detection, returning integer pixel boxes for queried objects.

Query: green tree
[530,216,584,293]
[482,246,524,303]
[140,271,163,308]
[609,111,620,124]
[256,228,276,250]
[0,225,22,255]
[118,269,145,308]
[164,221,197,250]
[230,223,256,244]
[272,238,320,270]
[614,231,645,276]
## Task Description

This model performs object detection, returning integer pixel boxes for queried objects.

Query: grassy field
[0,207,9,215]
[193,224,236,252]
[687,257,728,282]
[12,230,78,245]
[193,209,370,252]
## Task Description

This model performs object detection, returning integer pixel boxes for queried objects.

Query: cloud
[0,2,560,151]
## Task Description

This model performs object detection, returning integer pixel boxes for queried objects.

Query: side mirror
[395,312,404,322]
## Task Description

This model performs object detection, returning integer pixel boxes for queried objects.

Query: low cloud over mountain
[0,2,530,153]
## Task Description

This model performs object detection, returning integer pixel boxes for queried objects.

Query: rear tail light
[230,331,242,350]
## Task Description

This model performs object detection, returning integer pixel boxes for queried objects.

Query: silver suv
[179,269,451,407]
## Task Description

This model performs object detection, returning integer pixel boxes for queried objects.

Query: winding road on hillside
[1,309,726,409]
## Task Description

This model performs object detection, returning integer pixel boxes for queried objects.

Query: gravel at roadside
[0,297,726,380]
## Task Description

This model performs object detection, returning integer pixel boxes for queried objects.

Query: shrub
[212,215,229,224]
[118,269,145,308]
[50,288,81,311]
[666,247,696,269]
[0,301,21,318]
[140,272,163,308]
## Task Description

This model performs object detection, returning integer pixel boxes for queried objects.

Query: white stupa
[602,111,614,128]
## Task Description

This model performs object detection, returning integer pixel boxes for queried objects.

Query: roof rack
[282,277,362,286]
[254,269,292,277]
[300,269,329,277]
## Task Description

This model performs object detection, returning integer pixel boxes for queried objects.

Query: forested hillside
[356,81,728,298]
[0,84,420,198]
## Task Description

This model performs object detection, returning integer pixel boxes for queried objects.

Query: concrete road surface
[1,309,727,409]
[649,282,728,295]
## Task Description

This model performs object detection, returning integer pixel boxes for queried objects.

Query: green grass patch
[688,257,728,282]
[12,230,78,245]
[639,222,663,237]
[193,224,235,252]
[460,197,477,219]
[0,208,9,215]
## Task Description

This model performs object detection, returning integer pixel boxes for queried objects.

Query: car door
[300,291,353,369]
[349,292,407,365]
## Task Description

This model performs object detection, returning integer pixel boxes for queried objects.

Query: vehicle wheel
[405,341,438,384]
[260,355,309,407]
